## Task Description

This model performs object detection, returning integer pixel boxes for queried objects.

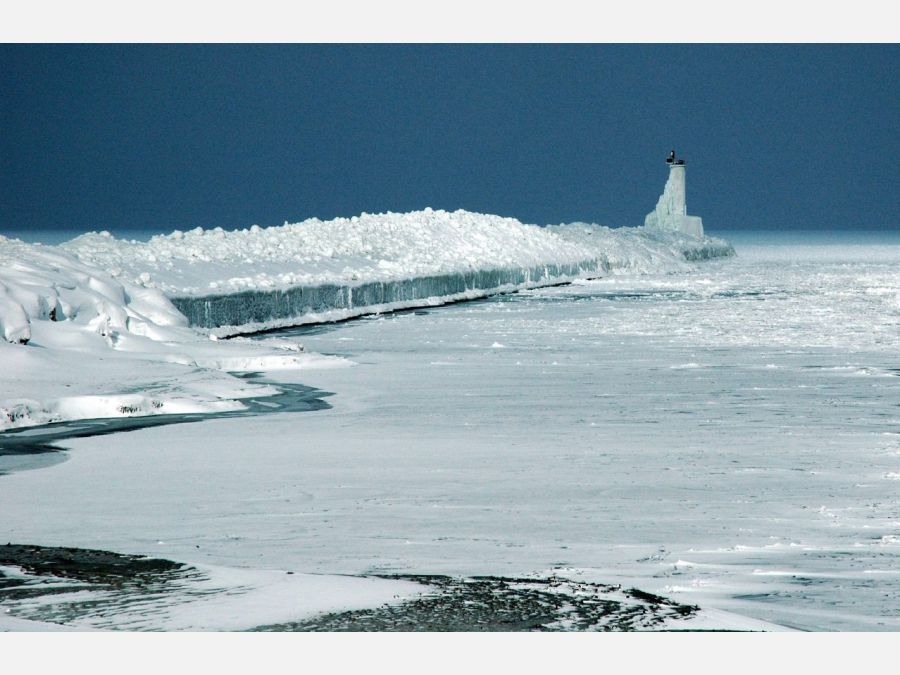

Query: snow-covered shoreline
[0,542,784,631]
[0,232,348,432]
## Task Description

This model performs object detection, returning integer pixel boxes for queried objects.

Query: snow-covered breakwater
[56,209,732,335]
[171,236,733,336]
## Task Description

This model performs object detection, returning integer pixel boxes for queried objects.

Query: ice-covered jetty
[53,206,731,336]
[644,151,704,238]
[2,183,732,348]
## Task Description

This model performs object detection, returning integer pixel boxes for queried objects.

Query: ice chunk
[0,285,31,344]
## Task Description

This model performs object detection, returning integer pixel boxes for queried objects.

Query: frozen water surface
[1,231,897,630]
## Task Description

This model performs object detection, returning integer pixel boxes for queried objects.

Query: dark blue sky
[2,44,897,235]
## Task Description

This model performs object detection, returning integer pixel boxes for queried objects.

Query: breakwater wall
[170,239,735,336]
[171,259,608,336]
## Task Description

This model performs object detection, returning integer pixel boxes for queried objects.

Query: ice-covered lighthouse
[644,149,704,237]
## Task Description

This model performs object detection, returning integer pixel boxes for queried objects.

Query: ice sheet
[1,232,895,630]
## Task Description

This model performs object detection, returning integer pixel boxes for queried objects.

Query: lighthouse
[644,150,704,237]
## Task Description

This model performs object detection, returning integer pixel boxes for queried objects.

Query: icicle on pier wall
[169,259,608,336]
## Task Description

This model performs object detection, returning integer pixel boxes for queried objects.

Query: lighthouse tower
[644,150,704,237]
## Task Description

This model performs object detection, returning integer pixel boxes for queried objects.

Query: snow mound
[61,209,596,296]
[0,236,348,432]
[0,235,186,346]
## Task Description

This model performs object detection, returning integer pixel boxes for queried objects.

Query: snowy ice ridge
[58,209,734,336]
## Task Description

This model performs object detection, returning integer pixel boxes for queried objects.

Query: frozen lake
[2,231,898,630]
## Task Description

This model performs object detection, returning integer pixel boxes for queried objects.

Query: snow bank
[549,221,728,266]
[0,235,186,346]
[60,209,732,335]
[61,209,601,296]
[0,236,347,432]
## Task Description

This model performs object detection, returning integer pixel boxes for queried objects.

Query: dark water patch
[255,574,700,632]
[0,377,333,477]
[1,545,703,632]
[0,444,68,476]
[0,544,208,628]
[0,544,185,587]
